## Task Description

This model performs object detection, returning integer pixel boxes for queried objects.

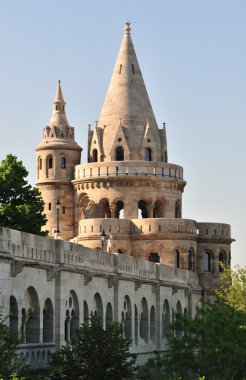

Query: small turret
[36,81,82,239]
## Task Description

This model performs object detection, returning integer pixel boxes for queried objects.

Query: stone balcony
[19,343,56,369]
[74,161,184,181]
[77,217,198,237]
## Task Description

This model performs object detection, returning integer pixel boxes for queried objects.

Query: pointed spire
[96,22,161,161]
[49,80,69,128]
[53,80,65,103]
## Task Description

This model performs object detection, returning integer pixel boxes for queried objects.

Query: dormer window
[145,148,152,161]
[92,149,98,162]
[116,146,124,161]
[62,157,66,169]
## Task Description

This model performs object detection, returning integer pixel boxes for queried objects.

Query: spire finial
[58,79,61,85]
[125,20,131,34]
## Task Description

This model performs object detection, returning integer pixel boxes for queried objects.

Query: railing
[74,161,184,181]
[19,343,56,368]
[77,218,198,236]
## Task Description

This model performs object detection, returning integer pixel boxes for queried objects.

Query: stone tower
[73,22,186,256]
[36,81,82,239]
[71,22,232,290]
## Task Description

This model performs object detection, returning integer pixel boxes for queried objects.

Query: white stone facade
[0,227,202,367]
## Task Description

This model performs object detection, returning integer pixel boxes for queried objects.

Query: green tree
[0,307,28,380]
[47,317,137,380]
[142,301,246,380]
[215,265,246,312]
[0,154,47,235]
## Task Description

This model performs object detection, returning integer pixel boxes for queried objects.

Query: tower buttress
[36,81,82,239]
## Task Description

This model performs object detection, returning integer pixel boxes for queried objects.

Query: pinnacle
[124,20,131,34]
[53,80,65,103]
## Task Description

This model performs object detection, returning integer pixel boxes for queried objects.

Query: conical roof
[49,80,69,128]
[96,22,161,161]
[36,81,81,151]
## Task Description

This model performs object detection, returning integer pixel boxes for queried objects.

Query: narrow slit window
[62,157,66,169]
[132,64,135,74]
[48,157,53,169]
[62,206,65,214]
[119,64,122,74]
[48,203,51,211]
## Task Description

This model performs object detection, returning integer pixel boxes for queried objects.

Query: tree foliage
[47,316,137,380]
[0,308,28,380]
[215,265,246,312]
[0,154,47,235]
[142,266,246,380]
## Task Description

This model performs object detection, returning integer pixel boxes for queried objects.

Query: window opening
[219,252,225,272]
[48,157,53,169]
[204,251,211,272]
[174,250,180,268]
[92,149,98,162]
[62,157,66,169]
[145,147,152,161]
[116,146,124,161]
[138,200,148,218]
[149,252,160,263]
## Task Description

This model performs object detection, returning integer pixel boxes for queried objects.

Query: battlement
[0,227,198,286]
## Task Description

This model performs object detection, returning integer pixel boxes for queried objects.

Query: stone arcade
[0,23,233,368]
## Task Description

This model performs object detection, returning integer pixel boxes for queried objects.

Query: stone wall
[0,227,202,367]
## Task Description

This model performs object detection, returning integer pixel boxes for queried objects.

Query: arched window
[122,296,132,339]
[48,156,53,169]
[134,305,138,345]
[93,293,103,326]
[188,249,194,271]
[61,157,66,169]
[150,306,155,343]
[153,199,166,218]
[140,298,148,343]
[115,201,124,219]
[106,303,113,327]
[219,252,225,272]
[138,200,148,218]
[145,148,152,161]
[43,298,54,343]
[39,158,42,170]
[149,252,160,263]
[9,296,18,335]
[176,301,182,337]
[92,149,98,162]
[175,199,181,218]
[174,250,180,269]
[84,301,89,326]
[116,146,124,161]
[25,287,40,343]
[162,300,170,338]
[99,198,111,218]
[65,291,80,342]
[164,150,167,162]
[204,251,211,272]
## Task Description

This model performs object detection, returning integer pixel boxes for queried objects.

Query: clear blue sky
[0,0,245,266]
